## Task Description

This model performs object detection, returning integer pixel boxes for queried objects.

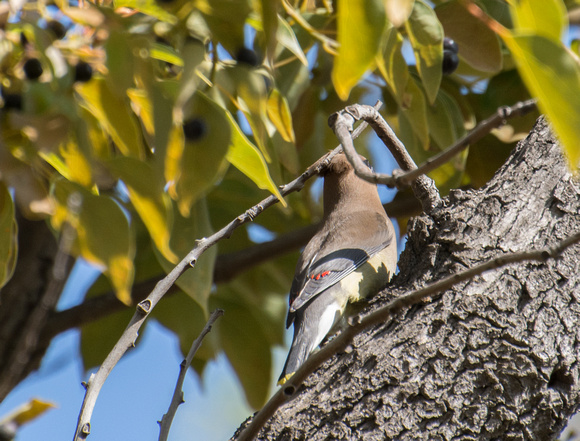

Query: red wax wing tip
[310,270,331,280]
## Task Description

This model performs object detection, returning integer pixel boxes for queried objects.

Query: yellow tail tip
[277,372,295,386]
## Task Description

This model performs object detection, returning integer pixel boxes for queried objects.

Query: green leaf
[502,33,580,169]
[377,27,409,104]
[173,38,206,124]
[105,30,135,96]
[510,0,567,42]
[398,76,429,149]
[225,111,286,206]
[267,88,295,143]
[0,181,17,289]
[211,291,272,409]
[114,0,178,23]
[80,275,135,369]
[175,92,231,216]
[277,16,308,66]
[332,0,386,100]
[405,0,443,104]
[199,0,251,55]
[108,157,177,263]
[259,0,278,62]
[435,0,502,73]
[76,78,145,159]
[153,290,215,373]
[155,198,215,311]
[150,42,184,67]
[426,88,466,149]
[52,180,135,304]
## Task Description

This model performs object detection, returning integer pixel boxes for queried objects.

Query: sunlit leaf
[267,88,295,143]
[332,0,386,100]
[510,0,567,42]
[127,88,155,136]
[435,0,502,73]
[114,0,178,24]
[150,42,184,67]
[385,0,415,27]
[405,0,443,104]
[52,180,135,304]
[277,16,308,66]
[59,140,93,187]
[76,78,145,159]
[502,33,580,169]
[0,398,55,426]
[108,157,177,262]
[0,181,17,289]
[225,111,286,206]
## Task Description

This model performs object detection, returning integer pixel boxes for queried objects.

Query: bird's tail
[278,317,312,385]
[278,296,342,385]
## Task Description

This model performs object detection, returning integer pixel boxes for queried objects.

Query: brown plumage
[279,153,397,384]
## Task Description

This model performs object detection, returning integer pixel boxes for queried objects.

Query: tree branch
[329,99,537,211]
[71,101,382,440]
[235,230,580,441]
[158,309,224,441]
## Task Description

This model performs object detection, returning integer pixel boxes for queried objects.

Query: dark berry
[46,20,67,39]
[74,61,93,82]
[23,58,43,80]
[235,48,259,67]
[2,94,23,111]
[183,118,207,141]
[442,50,459,75]
[443,37,459,54]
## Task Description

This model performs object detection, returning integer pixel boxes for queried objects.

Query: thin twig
[71,101,382,441]
[329,104,442,213]
[330,99,537,189]
[158,309,224,441]
[235,230,580,441]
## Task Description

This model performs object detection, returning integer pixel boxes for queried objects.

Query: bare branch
[329,99,538,213]
[158,309,224,441]
[329,104,442,213]
[235,230,580,441]
[71,102,382,440]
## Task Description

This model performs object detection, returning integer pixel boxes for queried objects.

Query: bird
[278,152,398,385]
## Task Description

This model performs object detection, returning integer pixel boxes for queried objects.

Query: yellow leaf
[267,89,295,143]
[0,398,55,427]
[225,112,286,206]
[332,0,387,100]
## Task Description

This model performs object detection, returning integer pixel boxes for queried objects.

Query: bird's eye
[363,159,373,171]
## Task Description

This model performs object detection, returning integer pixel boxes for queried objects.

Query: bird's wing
[286,211,394,326]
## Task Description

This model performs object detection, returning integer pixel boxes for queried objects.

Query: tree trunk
[235,117,580,440]
[0,216,72,401]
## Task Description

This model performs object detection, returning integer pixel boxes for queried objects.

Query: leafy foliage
[0,0,578,408]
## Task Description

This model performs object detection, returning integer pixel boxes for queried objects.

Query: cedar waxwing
[278,153,397,385]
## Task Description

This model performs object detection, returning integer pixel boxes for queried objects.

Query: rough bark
[0,216,71,401]
[235,117,580,440]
